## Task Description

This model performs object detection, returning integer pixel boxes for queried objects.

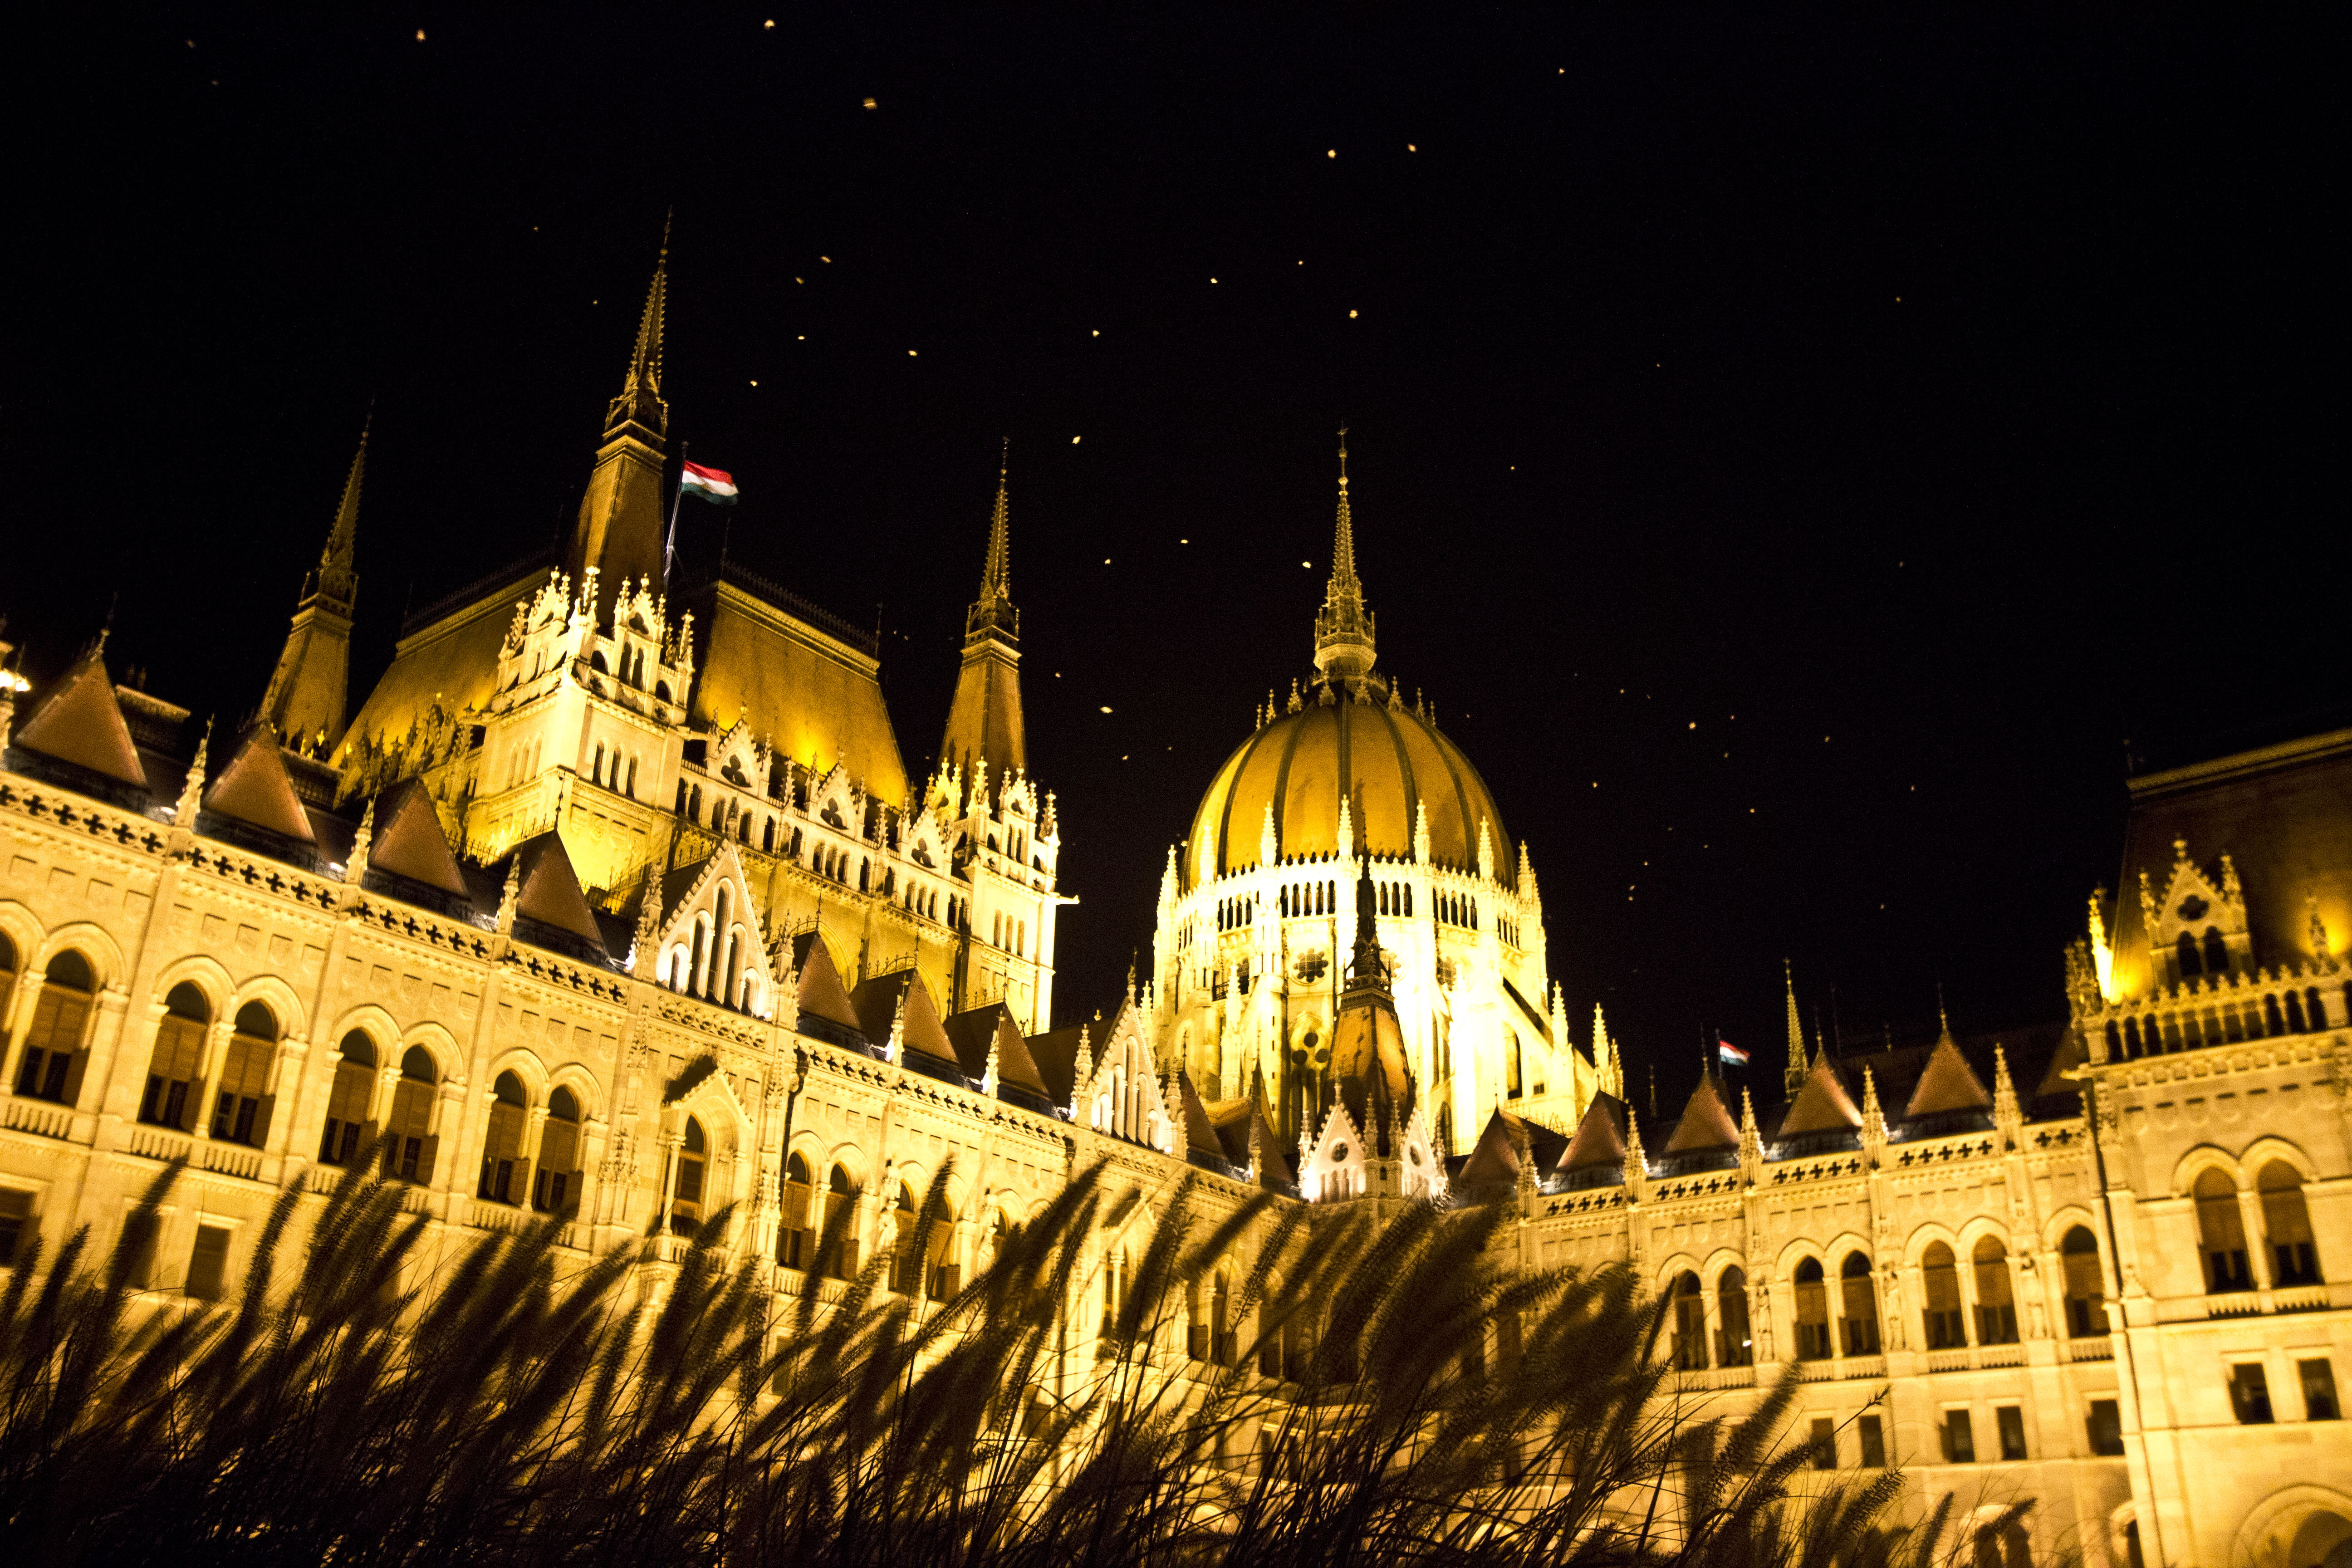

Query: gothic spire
[1312,427,1377,682]
[941,445,1027,777]
[965,442,1019,644]
[314,416,365,610]
[1783,959,1808,1098]
[603,217,669,442]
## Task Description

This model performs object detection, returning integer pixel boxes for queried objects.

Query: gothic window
[1716,1268,1753,1367]
[2259,1162,2321,1285]
[477,1072,528,1205]
[738,814,750,844]
[2307,987,2329,1029]
[670,1118,707,1235]
[141,982,210,1130]
[384,1047,438,1185]
[592,742,605,786]
[1838,1252,1881,1355]
[656,681,672,704]
[2176,932,2202,980]
[763,818,775,853]
[1922,1242,1966,1348]
[2195,1169,2252,1291]
[625,755,639,799]
[14,948,94,1105]
[676,780,689,814]
[2265,994,2288,1036]
[2202,926,2229,977]
[1506,1039,1522,1098]
[1971,1237,2018,1344]
[2286,990,2310,1032]
[1793,1258,1832,1360]
[1102,1246,1129,1338]
[779,1153,813,1269]
[824,1166,861,1278]
[320,1032,376,1167]
[1405,885,1414,917]
[2061,1225,2107,1337]
[2104,1021,2123,1058]
[0,934,15,1025]
[211,1002,278,1148]
[1670,1272,1708,1370]
[534,1087,581,1212]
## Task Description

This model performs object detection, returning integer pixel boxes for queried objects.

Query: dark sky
[3,8,2337,1116]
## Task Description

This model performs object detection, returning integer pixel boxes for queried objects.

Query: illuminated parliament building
[0,247,2346,1568]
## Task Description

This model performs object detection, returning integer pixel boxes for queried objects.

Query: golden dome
[1184,690,1514,891]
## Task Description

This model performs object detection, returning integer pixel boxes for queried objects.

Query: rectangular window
[2229,1363,2275,1425]
[120,1212,160,1292]
[2087,1398,2125,1455]
[0,1189,31,1266]
[1941,1409,1976,1464]
[2300,1360,2341,1422]
[186,1224,230,1302]
[1809,1417,1837,1470]
[1996,1405,2028,1461]
[1858,1414,1886,1468]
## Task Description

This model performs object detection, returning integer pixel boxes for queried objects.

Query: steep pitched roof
[789,931,863,1034]
[1905,1030,1994,1119]
[1457,1107,1533,1189]
[849,970,956,1067]
[1559,1093,1629,1173]
[1777,1054,1864,1137]
[1663,1072,1740,1154]
[366,779,467,896]
[940,1002,1051,1100]
[507,833,603,944]
[14,647,146,789]
[1176,1072,1227,1162]
[203,726,316,843]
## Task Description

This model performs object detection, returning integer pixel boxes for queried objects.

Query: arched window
[209,1002,279,1147]
[141,982,210,1130]
[385,1047,438,1184]
[925,1191,960,1300]
[1793,1259,1832,1360]
[320,1031,376,1166]
[2265,994,2288,1036]
[2259,1162,2320,1285]
[2286,990,2309,1033]
[1102,1245,1129,1338]
[534,1087,581,1212]
[1973,1517,2032,1568]
[15,948,94,1105]
[1208,1271,1233,1364]
[670,1118,707,1235]
[2061,1225,2107,1337]
[2306,987,2329,1029]
[2104,1021,2123,1058]
[779,1153,813,1269]
[592,741,606,786]
[723,929,742,1009]
[478,1072,529,1205]
[656,681,672,704]
[1670,1272,1708,1370]
[2202,926,2228,977]
[1839,1252,1881,1355]
[2195,1169,2252,1291]
[2122,1017,2145,1057]
[2176,931,2202,980]
[1922,1242,1966,1348]
[1716,1268,1753,1367]
[889,1183,921,1294]
[590,649,609,676]
[825,1166,861,1278]
[625,755,639,799]
[0,933,16,1027]
[763,818,775,853]
[1972,1237,2018,1344]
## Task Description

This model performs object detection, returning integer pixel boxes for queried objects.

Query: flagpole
[662,440,690,588]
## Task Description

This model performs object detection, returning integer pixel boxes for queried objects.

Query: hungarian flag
[1717,1036,1750,1067]
[679,461,739,505]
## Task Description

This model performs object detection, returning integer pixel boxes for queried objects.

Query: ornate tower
[566,230,671,613]
[1311,429,1376,685]
[259,421,366,756]
[938,449,1025,780]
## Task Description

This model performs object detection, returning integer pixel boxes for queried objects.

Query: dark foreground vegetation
[0,1157,2028,1566]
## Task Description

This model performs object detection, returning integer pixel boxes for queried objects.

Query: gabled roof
[849,969,956,1067]
[1457,1107,1566,1189]
[789,931,863,1034]
[940,1002,1051,1100]
[1176,1072,1228,1162]
[366,779,467,896]
[1663,1072,1740,1154]
[505,833,603,944]
[1905,1030,1993,1119]
[14,647,146,789]
[196,725,315,843]
[1559,1093,1629,1173]
[1028,993,1132,1107]
[1777,1053,1863,1138]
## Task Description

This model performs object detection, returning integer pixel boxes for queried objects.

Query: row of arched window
[662,887,760,1011]
[1216,895,1258,932]
[772,1155,996,1297]
[2106,982,2340,1059]
[990,911,1029,958]
[588,741,641,799]
[2194,1162,2321,1292]
[1436,890,1476,929]
[1280,881,1336,918]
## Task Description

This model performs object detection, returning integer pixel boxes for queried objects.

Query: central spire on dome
[1313,428,1377,683]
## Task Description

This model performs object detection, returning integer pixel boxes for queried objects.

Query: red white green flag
[679,461,738,505]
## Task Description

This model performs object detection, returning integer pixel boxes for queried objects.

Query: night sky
[3,9,2338,1117]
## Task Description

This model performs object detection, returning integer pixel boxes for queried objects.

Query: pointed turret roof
[1904,1019,1994,1120]
[13,643,146,789]
[1456,1106,1564,1191]
[1663,1071,1741,1155]
[851,969,956,1069]
[939,449,1026,778]
[1176,1071,1229,1164]
[1777,1051,1865,1138]
[315,418,364,609]
[605,223,668,443]
[1559,1092,1630,1174]
[495,833,604,946]
[941,1002,1053,1102]
[362,778,467,896]
[203,726,316,843]
[1312,428,1376,683]
[789,931,863,1035]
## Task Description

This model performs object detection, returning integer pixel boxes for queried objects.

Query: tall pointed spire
[941,445,1027,777]
[1312,427,1377,683]
[1783,960,1809,1098]
[569,221,674,608]
[260,419,368,756]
